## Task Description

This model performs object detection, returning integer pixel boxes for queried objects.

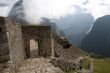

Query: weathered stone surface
[22,25,52,58]
[5,17,25,73]
[0,17,86,73]
[2,58,64,73]
[17,58,64,73]
[51,58,76,71]
[51,57,85,72]
[54,42,85,60]
[0,17,9,62]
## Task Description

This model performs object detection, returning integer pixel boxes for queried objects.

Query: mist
[23,0,110,24]
[0,0,110,24]
[0,0,19,17]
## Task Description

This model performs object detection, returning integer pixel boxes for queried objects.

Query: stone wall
[0,17,9,62]
[5,17,25,73]
[22,25,52,58]
[51,58,76,71]
[53,33,71,48]
[0,17,86,73]
[51,57,84,72]
[53,33,85,60]
[55,41,85,60]
[52,33,86,71]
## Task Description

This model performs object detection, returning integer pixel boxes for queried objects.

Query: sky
[0,0,110,23]
[0,0,18,16]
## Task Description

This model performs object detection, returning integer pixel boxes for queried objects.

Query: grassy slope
[65,58,110,73]
[94,59,110,73]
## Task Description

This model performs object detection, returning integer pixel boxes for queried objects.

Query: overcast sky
[0,0,18,16]
[0,0,110,23]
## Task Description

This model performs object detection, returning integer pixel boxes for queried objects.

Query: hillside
[80,15,110,57]
[56,13,94,46]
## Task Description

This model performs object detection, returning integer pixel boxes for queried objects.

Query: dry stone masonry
[5,17,25,73]
[0,17,9,62]
[22,25,52,58]
[0,17,86,73]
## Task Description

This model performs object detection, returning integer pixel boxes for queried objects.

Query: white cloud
[84,0,110,19]
[0,0,110,23]
[0,0,18,17]
[23,0,110,23]
[23,0,86,23]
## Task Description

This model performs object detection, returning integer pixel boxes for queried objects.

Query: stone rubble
[2,58,64,73]
[51,57,85,72]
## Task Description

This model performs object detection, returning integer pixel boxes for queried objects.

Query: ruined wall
[54,41,85,60]
[5,17,25,73]
[53,33,85,60]
[0,17,9,62]
[22,25,52,58]
[52,34,86,71]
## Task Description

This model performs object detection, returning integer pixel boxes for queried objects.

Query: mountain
[8,0,26,23]
[80,15,110,57]
[56,13,94,46]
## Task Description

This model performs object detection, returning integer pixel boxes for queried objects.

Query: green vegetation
[94,59,110,73]
[65,55,110,73]
[90,53,105,59]
[82,57,90,69]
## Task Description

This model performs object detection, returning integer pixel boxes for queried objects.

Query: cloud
[83,0,89,5]
[23,0,110,24]
[23,0,86,23]
[0,0,110,23]
[0,0,18,17]
[84,0,110,19]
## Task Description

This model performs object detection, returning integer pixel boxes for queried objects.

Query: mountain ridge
[80,15,110,57]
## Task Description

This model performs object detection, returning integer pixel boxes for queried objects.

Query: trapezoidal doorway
[22,25,52,58]
[30,39,39,58]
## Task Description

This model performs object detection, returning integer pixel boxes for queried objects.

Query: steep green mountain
[56,13,94,46]
[80,15,110,57]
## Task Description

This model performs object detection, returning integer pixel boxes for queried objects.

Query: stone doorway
[22,25,52,58]
[30,39,39,58]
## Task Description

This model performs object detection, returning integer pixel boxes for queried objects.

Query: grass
[82,57,90,69]
[65,57,110,73]
[94,59,110,73]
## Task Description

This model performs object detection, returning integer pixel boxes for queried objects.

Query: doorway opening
[29,39,39,58]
